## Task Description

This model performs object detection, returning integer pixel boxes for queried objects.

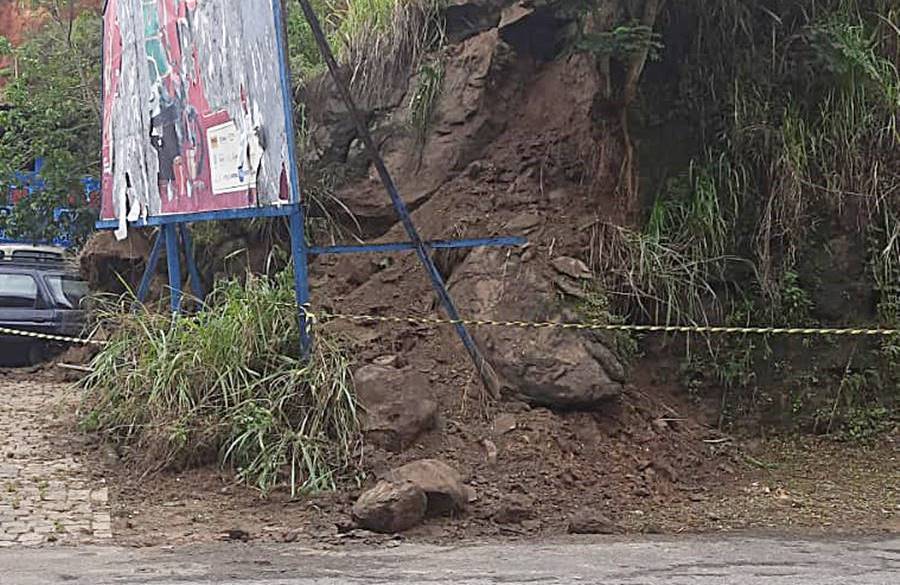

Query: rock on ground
[493,493,535,525]
[386,459,473,517]
[352,480,428,534]
[568,511,620,535]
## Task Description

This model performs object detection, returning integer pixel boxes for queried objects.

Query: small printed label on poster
[207,121,249,195]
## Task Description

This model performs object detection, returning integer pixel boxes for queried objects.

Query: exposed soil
[20,361,893,548]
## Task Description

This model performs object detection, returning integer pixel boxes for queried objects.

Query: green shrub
[80,270,360,496]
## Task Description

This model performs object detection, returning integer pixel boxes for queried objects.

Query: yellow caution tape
[1,311,897,349]
[0,326,106,346]
[319,312,900,337]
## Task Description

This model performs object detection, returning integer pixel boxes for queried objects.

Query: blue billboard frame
[95,0,310,337]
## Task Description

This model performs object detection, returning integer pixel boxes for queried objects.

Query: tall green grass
[409,57,445,142]
[612,0,900,324]
[594,160,742,326]
[287,0,446,99]
[332,0,446,103]
[80,270,360,496]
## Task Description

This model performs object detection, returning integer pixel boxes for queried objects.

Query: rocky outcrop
[445,0,505,43]
[330,27,514,237]
[498,2,566,61]
[304,0,627,411]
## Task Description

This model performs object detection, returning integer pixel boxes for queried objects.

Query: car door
[0,272,54,336]
[40,272,88,336]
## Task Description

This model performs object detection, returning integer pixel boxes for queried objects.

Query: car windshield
[43,274,89,309]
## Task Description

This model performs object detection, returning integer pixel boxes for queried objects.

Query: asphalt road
[1,536,897,584]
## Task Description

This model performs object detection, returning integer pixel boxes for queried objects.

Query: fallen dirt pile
[298,0,738,537]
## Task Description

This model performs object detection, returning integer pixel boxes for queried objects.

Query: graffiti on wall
[101,0,296,239]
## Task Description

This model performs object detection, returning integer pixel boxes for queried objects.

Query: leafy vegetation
[574,24,663,63]
[80,270,360,496]
[580,0,899,437]
[285,0,445,99]
[0,4,101,244]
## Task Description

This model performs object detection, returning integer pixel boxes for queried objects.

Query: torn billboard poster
[100,0,297,239]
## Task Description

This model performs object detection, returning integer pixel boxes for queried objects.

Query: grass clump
[591,160,742,326]
[332,0,446,103]
[286,0,446,99]
[80,270,360,496]
[409,57,445,142]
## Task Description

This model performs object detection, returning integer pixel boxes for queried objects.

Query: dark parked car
[0,247,88,365]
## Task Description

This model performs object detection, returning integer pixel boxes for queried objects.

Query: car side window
[0,273,39,309]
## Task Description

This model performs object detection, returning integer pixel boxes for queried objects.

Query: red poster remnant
[101,0,296,238]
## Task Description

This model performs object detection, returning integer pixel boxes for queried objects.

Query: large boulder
[448,245,626,409]
[352,480,428,534]
[386,459,472,516]
[355,365,439,452]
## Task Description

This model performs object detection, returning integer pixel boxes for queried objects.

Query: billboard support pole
[289,204,312,357]
[133,225,204,311]
[136,230,164,305]
[179,224,205,301]
[164,224,183,313]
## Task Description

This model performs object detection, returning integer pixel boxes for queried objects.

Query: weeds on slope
[79,270,360,497]
[286,0,445,102]
[331,0,446,103]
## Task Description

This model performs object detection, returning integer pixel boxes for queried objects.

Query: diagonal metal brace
[295,0,505,396]
[309,236,525,256]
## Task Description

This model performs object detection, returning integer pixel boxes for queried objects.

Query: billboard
[100,0,298,238]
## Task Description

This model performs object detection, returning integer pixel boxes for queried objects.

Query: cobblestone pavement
[0,377,111,547]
